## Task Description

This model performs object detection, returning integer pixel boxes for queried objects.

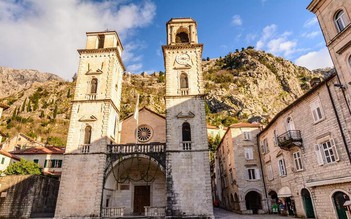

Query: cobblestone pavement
[214,208,288,219]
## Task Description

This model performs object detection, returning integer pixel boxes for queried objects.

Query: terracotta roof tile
[11,146,65,155]
[0,149,20,161]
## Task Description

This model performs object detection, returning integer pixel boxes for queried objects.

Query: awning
[344,200,351,207]
[278,186,292,198]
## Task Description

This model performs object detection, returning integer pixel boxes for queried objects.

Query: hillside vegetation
[0,48,326,146]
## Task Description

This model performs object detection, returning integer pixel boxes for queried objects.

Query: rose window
[137,125,153,142]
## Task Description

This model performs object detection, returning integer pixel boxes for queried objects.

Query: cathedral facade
[55,18,214,218]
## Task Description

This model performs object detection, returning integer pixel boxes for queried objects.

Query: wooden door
[134,186,150,215]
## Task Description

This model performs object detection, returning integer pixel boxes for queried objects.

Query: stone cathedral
[55,18,214,218]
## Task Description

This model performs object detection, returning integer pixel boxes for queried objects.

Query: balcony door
[286,117,295,131]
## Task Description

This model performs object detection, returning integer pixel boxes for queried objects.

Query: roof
[11,146,65,155]
[122,106,166,121]
[216,122,262,152]
[207,124,218,129]
[229,122,262,128]
[0,103,9,110]
[0,149,20,161]
[258,73,336,137]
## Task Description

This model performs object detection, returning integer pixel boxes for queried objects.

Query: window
[84,125,92,144]
[223,176,228,188]
[286,117,295,131]
[267,164,274,180]
[176,31,189,43]
[293,151,303,171]
[244,147,254,160]
[182,122,191,150]
[137,125,153,142]
[315,138,339,165]
[243,131,251,140]
[335,10,347,32]
[91,78,98,94]
[278,158,287,176]
[98,34,105,48]
[247,168,261,180]
[33,159,39,164]
[1,157,5,164]
[180,73,189,89]
[227,153,231,165]
[310,98,324,123]
[44,159,63,168]
[261,138,269,154]
[349,55,351,68]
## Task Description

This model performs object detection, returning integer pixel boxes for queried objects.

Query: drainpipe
[257,127,270,213]
[326,82,351,163]
[335,73,351,116]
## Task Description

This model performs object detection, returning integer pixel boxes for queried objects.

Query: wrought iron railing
[277,130,302,150]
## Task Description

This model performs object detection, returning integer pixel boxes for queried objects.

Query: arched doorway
[269,190,278,213]
[333,191,350,219]
[104,156,166,216]
[245,191,262,214]
[301,188,315,218]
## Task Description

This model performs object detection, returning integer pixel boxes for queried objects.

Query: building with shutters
[214,122,267,214]
[258,73,351,218]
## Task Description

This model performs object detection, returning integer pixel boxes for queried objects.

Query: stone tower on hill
[162,18,214,218]
[55,31,124,217]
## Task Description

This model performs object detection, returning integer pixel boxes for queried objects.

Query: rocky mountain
[0,48,327,146]
[0,67,64,99]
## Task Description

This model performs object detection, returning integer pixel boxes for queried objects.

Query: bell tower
[55,31,124,218]
[162,18,214,218]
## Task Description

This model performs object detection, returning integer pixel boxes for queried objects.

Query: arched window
[335,10,346,32]
[286,117,295,131]
[84,125,92,144]
[182,122,191,142]
[176,32,189,43]
[180,73,189,89]
[91,78,98,94]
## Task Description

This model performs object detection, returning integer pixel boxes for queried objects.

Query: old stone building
[55,18,213,218]
[214,123,267,214]
[258,73,351,219]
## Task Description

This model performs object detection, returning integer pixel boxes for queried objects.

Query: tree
[53,104,58,119]
[3,159,41,175]
[12,107,17,118]
[21,98,27,112]
[27,100,32,112]
[206,57,210,61]
[67,88,71,98]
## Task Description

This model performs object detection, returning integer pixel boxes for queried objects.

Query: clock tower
[162,18,214,218]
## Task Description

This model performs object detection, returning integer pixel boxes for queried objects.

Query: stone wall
[0,175,59,218]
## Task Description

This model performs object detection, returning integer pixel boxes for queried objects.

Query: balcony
[277,130,303,150]
[79,144,90,153]
[181,141,192,150]
[85,93,97,100]
[179,88,189,95]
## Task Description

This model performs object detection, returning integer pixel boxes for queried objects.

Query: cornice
[77,48,126,71]
[162,44,203,51]
[71,98,120,114]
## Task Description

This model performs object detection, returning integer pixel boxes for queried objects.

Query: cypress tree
[21,98,27,112]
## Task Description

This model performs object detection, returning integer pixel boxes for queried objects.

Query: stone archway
[301,188,315,218]
[245,191,262,214]
[103,156,166,216]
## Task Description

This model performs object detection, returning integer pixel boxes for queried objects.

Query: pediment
[176,111,195,119]
[79,115,97,122]
[86,69,103,75]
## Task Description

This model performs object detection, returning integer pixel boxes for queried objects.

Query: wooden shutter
[330,138,339,161]
[315,144,324,165]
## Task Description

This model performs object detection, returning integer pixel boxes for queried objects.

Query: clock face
[175,53,190,65]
